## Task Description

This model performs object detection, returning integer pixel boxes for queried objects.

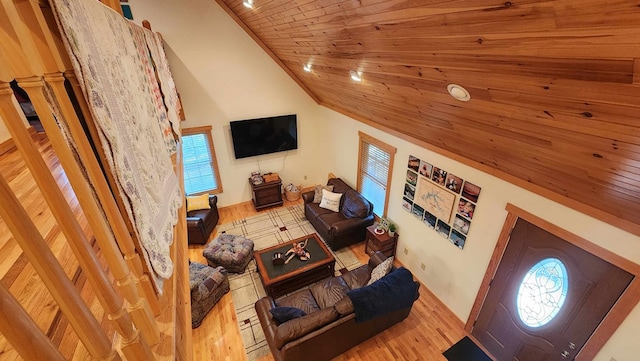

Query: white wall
[131,0,330,207]
[133,2,640,360]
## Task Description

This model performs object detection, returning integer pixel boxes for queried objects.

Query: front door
[472,218,633,360]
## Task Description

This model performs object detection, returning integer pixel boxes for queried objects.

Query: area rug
[217,205,363,361]
[443,336,492,361]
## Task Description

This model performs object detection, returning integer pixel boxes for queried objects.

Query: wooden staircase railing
[0,0,190,359]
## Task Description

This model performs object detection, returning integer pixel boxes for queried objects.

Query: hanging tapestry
[128,22,178,153]
[50,0,183,290]
[142,28,182,138]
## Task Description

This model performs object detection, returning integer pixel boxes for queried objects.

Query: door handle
[561,350,569,359]
[568,342,576,350]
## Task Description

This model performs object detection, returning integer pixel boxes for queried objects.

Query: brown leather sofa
[302,178,374,250]
[255,252,420,361]
[186,195,219,245]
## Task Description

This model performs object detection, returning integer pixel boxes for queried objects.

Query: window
[181,126,222,195]
[357,132,396,217]
[516,257,568,328]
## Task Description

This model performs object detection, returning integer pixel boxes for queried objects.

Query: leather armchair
[186,195,219,245]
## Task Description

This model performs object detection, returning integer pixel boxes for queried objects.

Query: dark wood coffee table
[254,233,335,298]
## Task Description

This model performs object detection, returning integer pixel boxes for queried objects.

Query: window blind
[182,132,218,195]
[358,139,393,217]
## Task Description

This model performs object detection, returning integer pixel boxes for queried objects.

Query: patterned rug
[216,205,363,361]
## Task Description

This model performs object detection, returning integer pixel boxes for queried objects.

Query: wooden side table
[250,176,283,211]
[364,224,398,258]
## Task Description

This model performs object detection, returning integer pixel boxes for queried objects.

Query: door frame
[466,203,640,360]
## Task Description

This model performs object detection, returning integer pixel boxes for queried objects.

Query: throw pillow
[186,193,210,212]
[313,184,334,203]
[319,189,342,212]
[366,256,394,286]
[270,306,307,324]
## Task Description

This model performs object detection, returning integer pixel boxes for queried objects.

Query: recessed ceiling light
[303,63,312,72]
[350,70,362,82]
[447,84,470,102]
[243,0,253,8]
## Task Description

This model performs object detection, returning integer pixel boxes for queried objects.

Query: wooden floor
[1,133,471,360]
[0,132,107,360]
[189,203,470,361]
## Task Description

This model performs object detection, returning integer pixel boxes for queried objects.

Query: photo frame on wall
[402,197,412,212]
[403,155,482,250]
[462,181,481,203]
[412,203,425,219]
[432,167,447,186]
[423,211,436,229]
[414,177,456,223]
[453,214,470,235]
[406,169,418,186]
[404,183,416,201]
[450,229,466,249]
[457,198,475,219]
[435,220,451,239]
[408,155,420,172]
[445,173,463,194]
[419,160,433,178]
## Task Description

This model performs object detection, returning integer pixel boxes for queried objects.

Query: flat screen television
[230,114,298,159]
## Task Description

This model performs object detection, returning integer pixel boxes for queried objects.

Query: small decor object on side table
[388,223,397,237]
[272,252,285,266]
[284,239,311,264]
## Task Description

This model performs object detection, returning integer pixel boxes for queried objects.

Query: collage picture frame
[402,155,482,250]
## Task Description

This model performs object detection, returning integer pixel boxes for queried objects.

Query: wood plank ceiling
[215,0,640,235]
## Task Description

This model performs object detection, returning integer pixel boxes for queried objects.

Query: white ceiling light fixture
[350,70,362,82]
[447,84,471,102]
[303,63,312,72]
[243,0,254,8]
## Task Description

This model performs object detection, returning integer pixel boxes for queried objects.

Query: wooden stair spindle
[63,72,162,315]
[10,78,157,359]
[14,0,161,316]
[42,73,161,345]
[0,164,119,361]
[0,282,66,361]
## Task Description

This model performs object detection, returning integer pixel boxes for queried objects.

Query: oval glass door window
[516,257,568,327]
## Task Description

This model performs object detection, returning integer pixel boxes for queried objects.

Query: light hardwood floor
[0,132,107,360]
[190,201,470,361]
[1,133,470,360]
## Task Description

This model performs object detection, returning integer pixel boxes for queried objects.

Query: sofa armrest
[256,297,280,352]
[186,217,204,229]
[368,251,388,269]
[208,194,218,208]
[302,191,314,204]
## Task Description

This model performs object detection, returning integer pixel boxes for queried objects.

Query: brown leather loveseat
[302,178,374,250]
[255,252,420,361]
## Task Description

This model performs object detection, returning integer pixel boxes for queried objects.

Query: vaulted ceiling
[215,0,640,235]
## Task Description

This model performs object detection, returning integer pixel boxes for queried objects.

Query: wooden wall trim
[321,102,640,238]
[505,203,640,276]
[464,211,518,332]
[467,203,640,360]
[213,0,320,104]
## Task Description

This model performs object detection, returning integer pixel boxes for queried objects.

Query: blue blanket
[347,267,418,323]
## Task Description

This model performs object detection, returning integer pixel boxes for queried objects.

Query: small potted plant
[388,223,397,237]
